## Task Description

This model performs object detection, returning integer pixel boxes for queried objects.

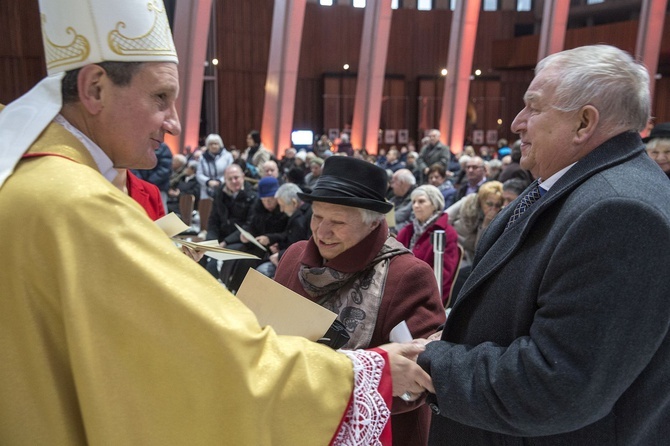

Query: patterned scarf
[298,237,410,349]
[409,212,441,250]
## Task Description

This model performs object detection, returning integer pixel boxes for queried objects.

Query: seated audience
[304,157,324,189]
[206,164,257,246]
[389,168,417,232]
[454,156,487,202]
[384,147,406,173]
[486,158,503,181]
[498,139,533,186]
[221,177,288,292]
[446,180,503,265]
[643,122,670,179]
[501,178,527,208]
[427,163,456,209]
[397,185,460,306]
[256,183,312,278]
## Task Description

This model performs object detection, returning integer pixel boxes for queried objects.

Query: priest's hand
[379,342,435,400]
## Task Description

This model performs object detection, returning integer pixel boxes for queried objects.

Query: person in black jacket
[220,177,288,292]
[256,183,312,278]
[206,164,257,246]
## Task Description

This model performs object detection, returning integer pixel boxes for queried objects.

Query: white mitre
[0,0,178,190]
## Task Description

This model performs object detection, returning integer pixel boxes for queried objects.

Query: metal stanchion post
[432,230,445,297]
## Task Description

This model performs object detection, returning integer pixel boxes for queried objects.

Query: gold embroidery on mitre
[42,14,91,71]
[108,0,176,57]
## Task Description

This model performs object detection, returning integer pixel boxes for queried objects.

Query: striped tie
[505,184,542,230]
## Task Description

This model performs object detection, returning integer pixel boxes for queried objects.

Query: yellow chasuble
[0,121,355,445]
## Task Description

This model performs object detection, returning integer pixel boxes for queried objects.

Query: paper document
[389,320,413,343]
[175,238,261,261]
[234,223,267,251]
[155,214,260,261]
[155,212,190,237]
[236,269,337,341]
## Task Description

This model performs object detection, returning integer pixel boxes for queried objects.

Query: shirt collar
[537,162,576,193]
[54,114,117,183]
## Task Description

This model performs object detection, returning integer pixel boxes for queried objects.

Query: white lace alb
[331,350,390,445]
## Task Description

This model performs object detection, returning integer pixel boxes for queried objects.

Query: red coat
[127,170,165,221]
[275,221,445,446]
[396,213,460,306]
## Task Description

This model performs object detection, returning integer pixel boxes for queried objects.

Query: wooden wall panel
[0,0,45,104]
[216,0,273,150]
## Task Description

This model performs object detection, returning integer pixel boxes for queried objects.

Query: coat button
[429,403,441,415]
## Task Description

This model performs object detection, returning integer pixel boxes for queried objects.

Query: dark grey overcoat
[419,131,670,445]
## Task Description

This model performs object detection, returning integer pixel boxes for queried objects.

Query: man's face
[261,197,278,211]
[224,166,244,193]
[263,162,279,178]
[390,174,407,197]
[647,140,670,173]
[277,197,298,216]
[511,68,580,180]
[310,163,322,177]
[429,131,440,146]
[465,160,485,183]
[310,201,378,260]
[95,62,180,169]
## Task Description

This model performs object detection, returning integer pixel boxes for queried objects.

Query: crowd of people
[2,0,669,443]
[153,123,535,308]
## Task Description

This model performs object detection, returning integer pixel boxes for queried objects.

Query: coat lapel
[451,131,645,311]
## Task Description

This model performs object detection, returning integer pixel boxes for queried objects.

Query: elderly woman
[445,180,504,265]
[427,163,456,208]
[397,185,461,306]
[196,133,233,237]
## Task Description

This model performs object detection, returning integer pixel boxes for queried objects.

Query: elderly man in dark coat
[275,156,446,446]
[418,45,670,445]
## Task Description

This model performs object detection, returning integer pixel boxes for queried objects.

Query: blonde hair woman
[445,181,503,265]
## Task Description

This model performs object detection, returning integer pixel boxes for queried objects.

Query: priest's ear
[75,64,107,115]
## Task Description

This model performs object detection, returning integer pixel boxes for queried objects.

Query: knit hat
[258,177,280,198]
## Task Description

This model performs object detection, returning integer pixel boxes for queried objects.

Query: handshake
[378,329,442,402]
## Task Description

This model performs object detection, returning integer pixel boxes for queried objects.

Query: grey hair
[358,208,386,225]
[173,154,187,165]
[487,159,503,169]
[394,169,417,186]
[186,160,199,171]
[412,185,445,212]
[645,137,670,150]
[205,133,224,148]
[274,183,302,203]
[536,44,650,132]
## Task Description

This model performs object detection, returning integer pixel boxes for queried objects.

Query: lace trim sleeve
[331,349,391,445]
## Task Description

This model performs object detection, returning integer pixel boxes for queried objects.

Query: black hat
[298,156,393,213]
[643,122,670,143]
